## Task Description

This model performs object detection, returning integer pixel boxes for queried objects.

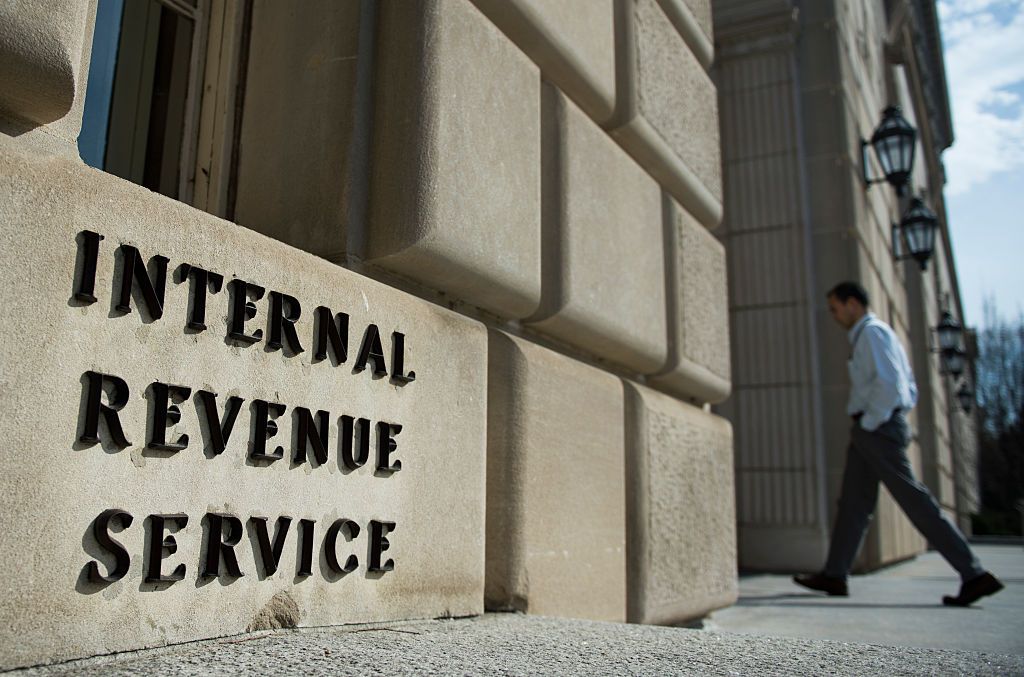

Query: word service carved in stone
[86,510,397,585]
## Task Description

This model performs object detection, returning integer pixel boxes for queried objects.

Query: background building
[2,0,736,668]
[712,0,979,572]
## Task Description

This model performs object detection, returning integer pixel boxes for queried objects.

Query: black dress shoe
[942,572,1004,607]
[792,573,848,596]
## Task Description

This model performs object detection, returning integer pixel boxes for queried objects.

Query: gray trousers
[823,412,984,581]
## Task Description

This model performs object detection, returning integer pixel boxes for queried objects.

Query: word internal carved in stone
[72,230,417,385]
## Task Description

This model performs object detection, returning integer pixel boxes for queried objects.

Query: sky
[937,0,1024,328]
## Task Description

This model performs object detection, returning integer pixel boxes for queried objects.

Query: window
[79,0,249,217]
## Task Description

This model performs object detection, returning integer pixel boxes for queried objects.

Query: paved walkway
[13,545,1023,676]
[14,613,1024,676]
[707,544,1024,656]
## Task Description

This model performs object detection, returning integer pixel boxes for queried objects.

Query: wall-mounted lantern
[863,106,917,196]
[935,311,963,353]
[956,383,974,414]
[892,198,938,270]
[940,347,967,379]
[933,310,967,378]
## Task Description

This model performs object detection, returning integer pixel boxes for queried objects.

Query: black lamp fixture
[892,198,938,270]
[863,106,917,196]
[935,311,963,353]
[932,310,967,378]
[941,347,967,378]
[956,383,974,414]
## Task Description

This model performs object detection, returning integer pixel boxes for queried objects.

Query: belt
[851,408,904,422]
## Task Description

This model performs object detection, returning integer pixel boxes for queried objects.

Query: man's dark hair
[827,281,869,307]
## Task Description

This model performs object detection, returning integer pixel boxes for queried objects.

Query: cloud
[939,0,1024,195]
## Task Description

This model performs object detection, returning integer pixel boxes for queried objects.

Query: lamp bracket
[861,140,888,188]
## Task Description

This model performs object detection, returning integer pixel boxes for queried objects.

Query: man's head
[827,281,869,330]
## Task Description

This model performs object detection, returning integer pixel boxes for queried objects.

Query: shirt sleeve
[858,326,905,432]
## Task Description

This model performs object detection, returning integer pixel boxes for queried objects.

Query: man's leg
[822,431,880,579]
[851,415,984,581]
[852,414,1002,605]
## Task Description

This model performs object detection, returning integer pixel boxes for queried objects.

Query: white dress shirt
[845,313,918,431]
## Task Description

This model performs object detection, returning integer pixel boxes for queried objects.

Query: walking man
[793,281,1003,606]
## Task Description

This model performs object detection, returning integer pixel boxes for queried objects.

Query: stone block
[683,0,712,37]
[625,383,737,624]
[366,0,541,320]
[650,198,730,403]
[527,86,666,374]
[470,0,616,124]
[486,331,626,621]
[608,0,722,228]
[633,7,719,198]
[0,0,89,124]
[654,0,713,69]
[0,137,487,669]
[0,0,93,154]
[233,1,363,262]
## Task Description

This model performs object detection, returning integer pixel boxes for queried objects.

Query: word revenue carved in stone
[73,230,416,385]
[85,510,397,584]
[80,370,404,472]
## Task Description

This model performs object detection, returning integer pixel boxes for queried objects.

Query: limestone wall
[0,0,736,668]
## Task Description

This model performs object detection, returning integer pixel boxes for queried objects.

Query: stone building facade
[1,0,736,669]
[712,0,978,572]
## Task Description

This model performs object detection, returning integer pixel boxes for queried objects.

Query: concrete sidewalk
[707,544,1024,656]
[12,613,1024,676]
[11,545,1023,676]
